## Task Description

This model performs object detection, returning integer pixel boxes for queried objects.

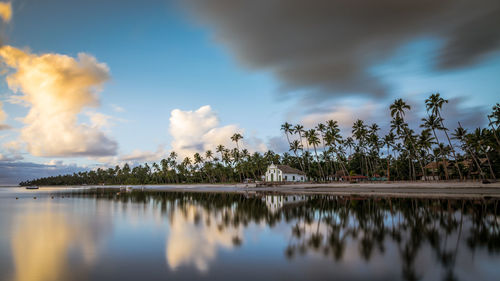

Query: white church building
[265,164,306,182]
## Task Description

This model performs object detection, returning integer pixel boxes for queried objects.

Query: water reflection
[80,190,499,281]
[9,200,109,281]
[166,204,242,272]
[3,189,499,281]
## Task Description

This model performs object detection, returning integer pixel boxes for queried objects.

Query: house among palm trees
[422,159,489,180]
[265,164,306,182]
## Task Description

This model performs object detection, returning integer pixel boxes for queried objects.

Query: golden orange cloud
[0,101,7,129]
[0,45,117,156]
[0,2,11,22]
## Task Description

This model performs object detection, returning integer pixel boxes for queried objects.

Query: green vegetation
[20,94,499,186]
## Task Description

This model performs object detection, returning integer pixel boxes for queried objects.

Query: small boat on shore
[25,186,39,190]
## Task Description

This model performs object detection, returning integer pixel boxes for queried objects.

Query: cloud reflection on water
[10,201,105,281]
[2,190,498,281]
[166,204,242,272]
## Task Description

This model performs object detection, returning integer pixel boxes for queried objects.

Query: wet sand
[10,181,500,199]
[126,181,500,199]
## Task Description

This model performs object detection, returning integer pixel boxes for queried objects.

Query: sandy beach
[65,181,500,199]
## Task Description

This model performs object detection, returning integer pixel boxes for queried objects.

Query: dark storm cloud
[439,97,488,129]
[182,0,500,99]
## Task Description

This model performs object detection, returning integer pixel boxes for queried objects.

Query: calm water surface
[0,187,499,281]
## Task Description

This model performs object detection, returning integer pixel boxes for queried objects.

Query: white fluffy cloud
[120,145,166,162]
[0,45,118,157]
[169,105,266,159]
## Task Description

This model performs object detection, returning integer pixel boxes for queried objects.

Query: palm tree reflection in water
[76,189,499,281]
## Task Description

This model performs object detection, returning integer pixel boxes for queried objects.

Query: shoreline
[152,182,500,199]
[10,181,500,199]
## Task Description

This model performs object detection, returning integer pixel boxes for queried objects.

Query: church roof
[276,165,306,175]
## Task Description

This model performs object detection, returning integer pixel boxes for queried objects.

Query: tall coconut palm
[231,133,243,150]
[345,136,355,171]
[325,126,347,178]
[306,129,324,181]
[326,120,339,132]
[316,123,329,178]
[418,129,435,180]
[205,150,214,182]
[471,128,496,179]
[390,99,425,180]
[390,98,411,119]
[294,124,305,148]
[293,124,307,172]
[281,122,294,150]
[205,150,213,162]
[289,140,304,171]
[352,119,369,176]
[216,144,225,165]
[421,114,449,180]
[316,123,327,148]
[487,103,500,148]
[193,152,204,182]
[368,123,381,175]
[452,125,484,180]
[383,132,395,180]
[182,157,192,179]
[425,93,463,180]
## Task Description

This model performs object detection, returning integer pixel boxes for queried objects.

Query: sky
[0,0,499,184]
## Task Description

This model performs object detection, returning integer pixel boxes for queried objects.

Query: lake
[0,187,499,281]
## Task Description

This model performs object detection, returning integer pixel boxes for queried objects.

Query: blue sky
[0,0,499,184]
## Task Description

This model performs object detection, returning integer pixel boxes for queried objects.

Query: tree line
[20,93,499,186]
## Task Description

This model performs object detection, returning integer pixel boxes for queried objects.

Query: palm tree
[421,114,449,180]
[452,125,484,180]
[182,157,192,179]
[205,150,213,162]
[293,124,307,172]
[471,128,496,179]
[383,132,395,180]
[390,99,425,181]
[325,125,347,178]
[425,93,463,180]
[345,137,354,156]
[193,152,204,182]
[216,144,225,164]
[294,124,305,147]
[231,147,243,182]
[289,140,304,171]
[316,123,329,178]
[368,123,381,175]
[231,133,243,150]
[169,151,179,183]
[487,103,500,148]
[205,150,214,182]
[352,119,369,176]
[435,143,451,179]
[390,98,411,119]
[418,129,435,180]
[306,129,324,181]
[281,122,294,150]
